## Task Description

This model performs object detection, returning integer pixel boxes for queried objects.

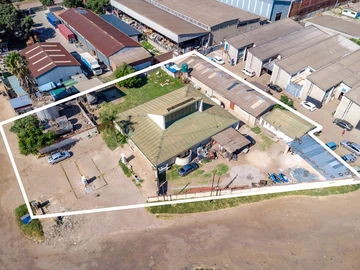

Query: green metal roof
[117,87,238,167]
[263,109,315,139]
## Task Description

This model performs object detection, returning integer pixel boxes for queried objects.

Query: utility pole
[216,176,221,196]
[210,172,216,196]
[178,182,191,195]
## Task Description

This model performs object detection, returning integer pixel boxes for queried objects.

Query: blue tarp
[8,76,27,97]
[288,135,352,180]
[9,95,32,110]
[100,15,142,37]
[50,87,68,100]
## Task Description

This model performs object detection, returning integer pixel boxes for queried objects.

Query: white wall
[271,65,291,89]
[261,118,293,143]
[246,52,263,77]
[334,96,360,127]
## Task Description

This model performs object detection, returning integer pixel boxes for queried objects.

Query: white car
[300,101,316,111]
[213,56,225,65]
[241,67,255,77]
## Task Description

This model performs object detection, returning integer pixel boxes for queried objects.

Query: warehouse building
[179,56,275,126]
[270,35,359,105]
[100,14,142,42]
[58,8,152,71]
[111,0,262,48]
[335,86,360,130]
[224,18,302,64]
[245,26,330,76]
[305,15,360,39]
[218,0,292,21]
[21,42,81,86]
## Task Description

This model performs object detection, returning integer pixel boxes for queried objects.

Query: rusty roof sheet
[21,42,80,78]
[109,47,152,66]
[179,56,275,117]
[59,8,140,57]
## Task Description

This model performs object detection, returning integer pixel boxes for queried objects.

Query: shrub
[15,204,44,241]
[118,159,132,177]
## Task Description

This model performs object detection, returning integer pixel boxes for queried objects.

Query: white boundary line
[0,51,359,219]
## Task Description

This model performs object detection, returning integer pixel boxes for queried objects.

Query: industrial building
[270,35,359,106]
[224,18,302,64]
[305,15,360,39]
[58,8,152,71]
[20,42,81,86]
[245,26,331,76]
[178,56,275,126]
[110,0,262,49]
[334,85,360,129]
[218,0,292,21]
[116,87,240,170]
[100,14,142,42]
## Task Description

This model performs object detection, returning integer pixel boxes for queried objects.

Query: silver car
[341,154,357,164]
[340,140,360,156]
[48,151,71,165]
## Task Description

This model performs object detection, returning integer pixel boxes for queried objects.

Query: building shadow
[157,172,168,196]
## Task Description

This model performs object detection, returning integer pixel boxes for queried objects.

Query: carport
[212,128,251,161]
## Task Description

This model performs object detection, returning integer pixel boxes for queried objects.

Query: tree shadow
[36,27,56,41]
[98,87,125,102]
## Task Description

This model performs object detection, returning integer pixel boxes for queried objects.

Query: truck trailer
[80,52,102,76]
[58,24,75,42]
[46,13,61,28]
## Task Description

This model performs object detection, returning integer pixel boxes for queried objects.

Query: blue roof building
[8,76,27,97]
[100,14,142,41]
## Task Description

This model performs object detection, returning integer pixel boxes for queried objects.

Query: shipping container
[46,12,61,28]
[58,24,75,42]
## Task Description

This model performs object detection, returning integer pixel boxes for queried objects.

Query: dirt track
[1,135,360,270]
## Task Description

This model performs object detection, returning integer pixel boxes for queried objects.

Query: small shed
[9,95,33,114]
[7,76,27,97]
[212,128,251,159]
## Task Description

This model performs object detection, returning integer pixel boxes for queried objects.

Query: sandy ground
[2,132,360,270]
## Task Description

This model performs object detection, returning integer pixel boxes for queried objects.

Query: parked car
[213,56,225,65]
[178,163,199,177]
[48,151,71,165]
[326,142,337,151]
[333,118,353,131]
[340,140,360,156]
[352,166,360,174]
[341,154,357,164]
[267,83,282,93]
[300,101,316,111]
[241,67,255,77]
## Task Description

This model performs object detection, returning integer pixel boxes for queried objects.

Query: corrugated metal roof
[249,26,330,61]
[9,95,32,109]
[151,0,261,28]
[306,15,360,38]
[179,56,275,117]
[20,42,80,78]
[112,0,208,36]
[73,78,103,92]
[212,127,250,153]
[100,14,142,37]
[8,76,27,97]
[345,85,360,105]
[263,109,315,139]
[109,47,152,66]
[226,18,303,49]
[117,87,238,166]
[276,35,359,75]
[306,49,360,91]
[59,8,141,57]
[57,24,73,36]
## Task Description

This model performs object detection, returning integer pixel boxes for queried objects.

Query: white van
[242,67,255,77]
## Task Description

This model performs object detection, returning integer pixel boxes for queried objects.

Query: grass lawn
[211,164,229,176]
[15,204,44,241]
[251,126,261,134]
[111,69,183,115]
[148,184,360,214]
[259,134,275,150]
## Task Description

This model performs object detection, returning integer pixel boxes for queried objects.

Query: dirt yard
[1,132,360,270]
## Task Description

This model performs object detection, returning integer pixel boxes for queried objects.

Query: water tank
[36,106,60,121]
[181,63,188,73]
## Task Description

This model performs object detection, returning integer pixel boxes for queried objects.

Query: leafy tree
[5,52,37,97]
[40,0,55,6]
[0,4,34,41]
[99,102,120,141]
[274,95,295,111]
[85,0,109,14]
[10,116,56,156]
[114,63,141,88]
[62,0,82,8]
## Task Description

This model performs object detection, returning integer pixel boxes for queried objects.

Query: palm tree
[5,52,37,97]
